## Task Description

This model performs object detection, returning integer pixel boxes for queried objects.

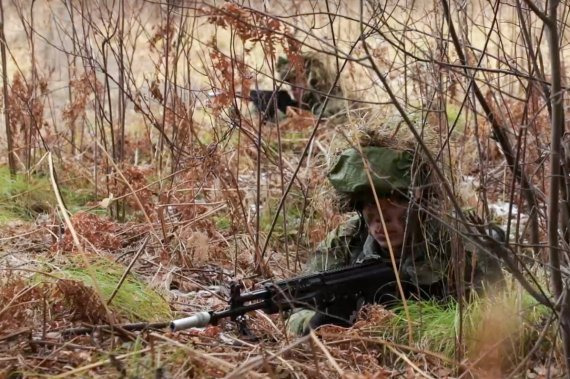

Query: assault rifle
[59,259,402,337]
[170,258,400,333]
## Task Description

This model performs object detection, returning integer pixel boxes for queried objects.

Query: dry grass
[0,0,568,377]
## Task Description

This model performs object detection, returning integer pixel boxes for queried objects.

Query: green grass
[380,300,460,357]
[214,215,232,231]
[0,167,55,221]
[62,186,95,213]
[101,340,208,378]
[0,166,95,222]
[260,189,305,239]
[52,255,172,322]
[446,103,467,133]
[369,288,551,360]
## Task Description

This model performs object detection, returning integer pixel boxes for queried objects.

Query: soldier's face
[362,198,408,251]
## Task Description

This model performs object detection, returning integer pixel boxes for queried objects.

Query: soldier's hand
[286,309,316,337]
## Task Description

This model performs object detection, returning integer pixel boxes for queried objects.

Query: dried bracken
[55,212,123,253]
[0,277,43,331]
[56,279,109,324]
[0,0,567,377]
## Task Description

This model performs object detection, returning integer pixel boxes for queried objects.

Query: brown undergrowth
[0,1,566,377]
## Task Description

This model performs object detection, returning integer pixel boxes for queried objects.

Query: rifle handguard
[170,311,211,331]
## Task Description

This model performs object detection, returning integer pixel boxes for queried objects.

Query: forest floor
[0,110,564,378]
[0,1,568,377]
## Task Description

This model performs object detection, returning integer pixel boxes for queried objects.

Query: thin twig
[48,152,81,252]
[107,235,150,306]
[309,330,344,376]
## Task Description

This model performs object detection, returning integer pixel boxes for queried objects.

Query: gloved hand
[286,309,316,336]
[286,308,357,336]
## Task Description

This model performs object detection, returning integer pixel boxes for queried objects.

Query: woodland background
[1,0,570,377]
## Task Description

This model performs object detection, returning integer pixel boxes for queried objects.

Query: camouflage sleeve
[400,218,504,290]
[306,215,363,272]
[286,216,363,336]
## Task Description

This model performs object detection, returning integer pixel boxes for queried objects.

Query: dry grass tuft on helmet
[329,108,458,221]
[346,108,443,154]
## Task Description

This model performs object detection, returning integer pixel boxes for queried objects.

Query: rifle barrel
[170,311,211,331]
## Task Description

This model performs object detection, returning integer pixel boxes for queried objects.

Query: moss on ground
[260,189,305,238]
[214,215,232,231]
[53,255,171,322]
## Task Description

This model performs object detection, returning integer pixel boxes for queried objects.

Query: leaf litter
[0,2,566,378]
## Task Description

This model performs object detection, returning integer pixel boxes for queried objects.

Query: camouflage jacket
[309,215,451,287]
[310,214,504,288]
[286,214,504,335]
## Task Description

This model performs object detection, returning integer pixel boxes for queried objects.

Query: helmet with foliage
[326,111,448,213]
[328,146,414,210]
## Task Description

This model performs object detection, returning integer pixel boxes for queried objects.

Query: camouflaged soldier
[286,139,504,336]
[276,53,346,118]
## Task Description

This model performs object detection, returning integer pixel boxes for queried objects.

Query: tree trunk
[0,0,16,176]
